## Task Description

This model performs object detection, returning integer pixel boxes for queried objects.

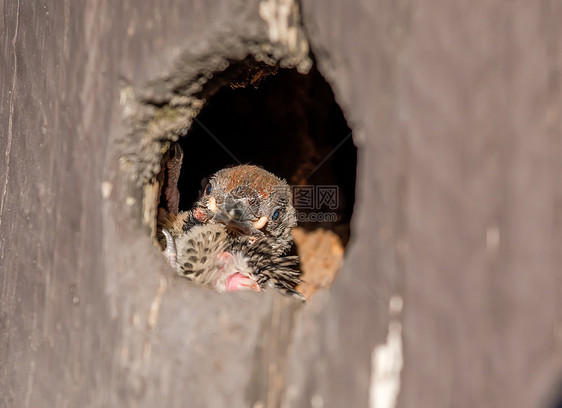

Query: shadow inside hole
[173,63,357,297]
[177,65,356,237]
[547,378,562,408]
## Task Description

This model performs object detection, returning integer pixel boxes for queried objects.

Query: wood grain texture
[290,0,562,407]
[0,1,287,407]
[1,0,561,407]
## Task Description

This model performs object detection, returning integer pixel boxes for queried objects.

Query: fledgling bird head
[191,165,297,255]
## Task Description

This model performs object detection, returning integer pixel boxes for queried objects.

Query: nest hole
[159,60,357,299]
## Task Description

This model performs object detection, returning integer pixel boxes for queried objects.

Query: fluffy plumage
[158,163,303,299]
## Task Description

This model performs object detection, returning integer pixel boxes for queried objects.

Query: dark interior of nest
[157,61,357,300]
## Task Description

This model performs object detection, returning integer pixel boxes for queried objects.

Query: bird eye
[271,209,280,221]
[205,183,212,195]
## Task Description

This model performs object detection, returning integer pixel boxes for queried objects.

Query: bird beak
[223,197,251,222]
[207,196,218,212]
[253,216,268,230]
[224,272,261,292]
[212,196,265,235]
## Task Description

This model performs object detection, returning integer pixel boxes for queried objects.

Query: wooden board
[1,0,561,407]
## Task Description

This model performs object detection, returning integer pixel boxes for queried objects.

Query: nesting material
[293,227,344,300]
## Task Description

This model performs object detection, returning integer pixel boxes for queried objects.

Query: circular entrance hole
[161,61,357,299]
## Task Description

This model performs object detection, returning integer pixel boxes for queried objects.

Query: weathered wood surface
[1,1,561,408]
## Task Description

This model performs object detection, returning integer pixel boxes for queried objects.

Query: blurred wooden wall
[1,0,561,407]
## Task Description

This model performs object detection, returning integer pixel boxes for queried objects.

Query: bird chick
[158,164,302,298]
[192,165,297,256]
[162,223,260,292]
